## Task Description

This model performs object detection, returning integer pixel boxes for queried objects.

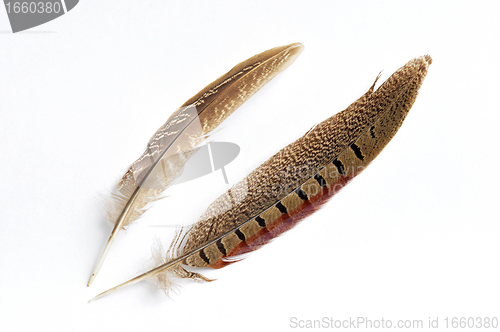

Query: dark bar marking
[256,216,266,227]
[216,239,227,256]
[199,249,210,264]
[370,126,376,138]
[314,174,327,187]
[351,143,364,161]
[332,158,345,175]
[235,228,246,241]
[276,202,287,214]
[296,188,308,200]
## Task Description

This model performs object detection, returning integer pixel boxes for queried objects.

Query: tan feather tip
[289,43,305,56]
[288,42,305,51]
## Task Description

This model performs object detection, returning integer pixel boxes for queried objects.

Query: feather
[87,42,305,286]
[89,54,432,301]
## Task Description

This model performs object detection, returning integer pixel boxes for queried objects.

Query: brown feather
[89,54,431,301]
[179,56,431,269]
[88,43,304,286]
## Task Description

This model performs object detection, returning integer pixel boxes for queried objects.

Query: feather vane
[88,43,305,286]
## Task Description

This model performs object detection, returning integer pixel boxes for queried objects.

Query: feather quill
[87,43,305,286]
[89,54,432,301]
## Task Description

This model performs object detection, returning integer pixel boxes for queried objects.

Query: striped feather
[90,54,431,301]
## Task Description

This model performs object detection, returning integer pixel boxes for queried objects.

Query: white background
[1,1,499,331]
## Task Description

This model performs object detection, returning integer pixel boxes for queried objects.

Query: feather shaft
[89,231,227,302]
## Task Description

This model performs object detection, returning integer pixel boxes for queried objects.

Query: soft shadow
[0,30,56,34]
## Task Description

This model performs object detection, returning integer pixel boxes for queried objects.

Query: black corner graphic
[3,0,79,33]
